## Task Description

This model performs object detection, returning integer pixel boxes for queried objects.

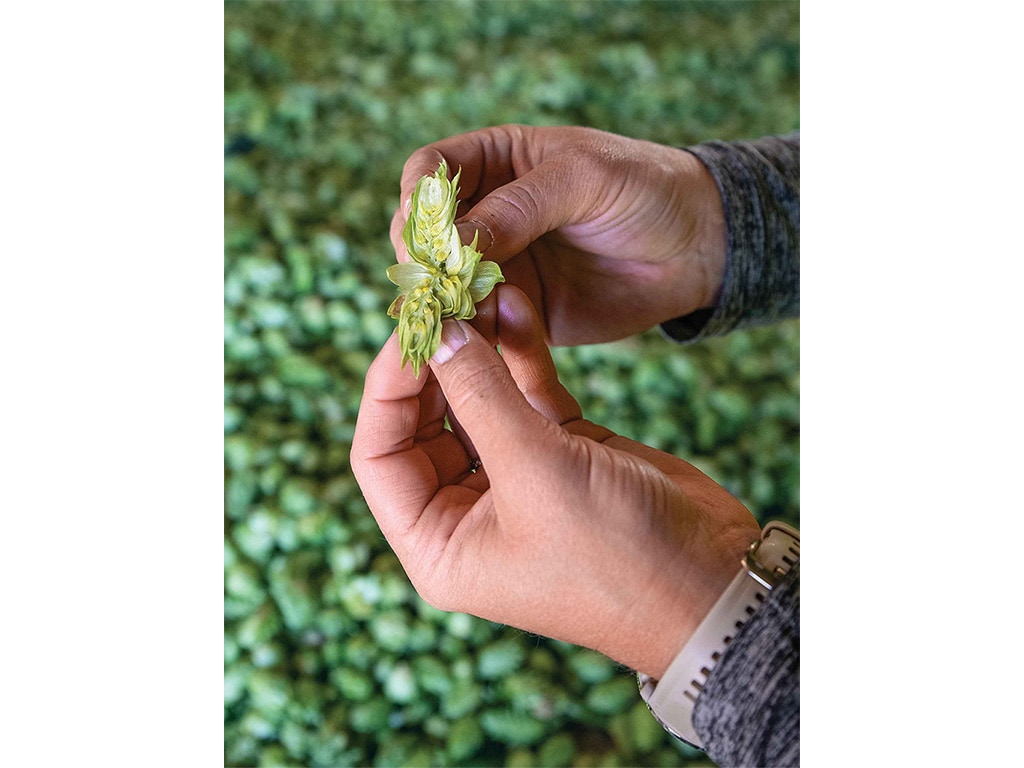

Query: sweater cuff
[660,134,800,343]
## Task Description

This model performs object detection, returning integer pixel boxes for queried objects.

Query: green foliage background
[224,1,799,766]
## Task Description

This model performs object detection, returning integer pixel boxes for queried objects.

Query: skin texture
[389,124,727,346]
[352,286,758,679]
[359,126,755,678]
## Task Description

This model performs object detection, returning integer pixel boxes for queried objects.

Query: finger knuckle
[492,181,542,229]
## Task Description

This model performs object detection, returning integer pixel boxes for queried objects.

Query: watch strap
[638,521,800,748]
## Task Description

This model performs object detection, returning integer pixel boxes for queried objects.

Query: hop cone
[387,160,504,376]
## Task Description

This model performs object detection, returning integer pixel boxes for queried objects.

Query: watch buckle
[742,521,799,591]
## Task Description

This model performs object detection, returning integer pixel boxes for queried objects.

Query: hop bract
[387,160,504,376]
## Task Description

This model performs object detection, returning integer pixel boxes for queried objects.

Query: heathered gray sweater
[663,133,800,767]
[664,133,800,341]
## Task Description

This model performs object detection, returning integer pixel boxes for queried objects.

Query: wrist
[647,148,727,332]
[678,149,727,313]
[606,521,756,680]
[645,525,755,679]
[638,521,801,748]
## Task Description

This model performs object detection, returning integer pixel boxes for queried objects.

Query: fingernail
[457,219,493,253]
[432,319,468,365]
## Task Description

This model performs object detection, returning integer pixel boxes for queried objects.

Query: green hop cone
[387,160,504,376]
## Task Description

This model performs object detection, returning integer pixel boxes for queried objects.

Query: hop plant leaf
[387,160,504,376]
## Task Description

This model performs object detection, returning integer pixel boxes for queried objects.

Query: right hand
[352,285,758,679]
[390,125,727,346]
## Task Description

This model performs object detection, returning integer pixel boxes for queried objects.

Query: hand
[351,285,758,678]
[390,125,727,346]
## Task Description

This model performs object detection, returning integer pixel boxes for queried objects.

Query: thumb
[429,318,555,468]
[456,161,592,262]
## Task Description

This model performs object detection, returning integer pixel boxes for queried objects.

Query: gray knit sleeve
[661,133,800,342]
[693,563,800,767]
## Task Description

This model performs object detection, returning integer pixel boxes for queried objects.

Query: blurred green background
[224,1,799,766]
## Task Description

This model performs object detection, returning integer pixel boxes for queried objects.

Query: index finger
[400,125,532,211]
[390,128,515,265]
[396,125,607,268]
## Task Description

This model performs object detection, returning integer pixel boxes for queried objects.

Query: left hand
[389,125,727,346]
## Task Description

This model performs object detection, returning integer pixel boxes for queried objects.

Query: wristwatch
[637,521,800,749]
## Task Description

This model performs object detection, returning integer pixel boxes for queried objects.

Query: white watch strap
[638,521,800,748]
